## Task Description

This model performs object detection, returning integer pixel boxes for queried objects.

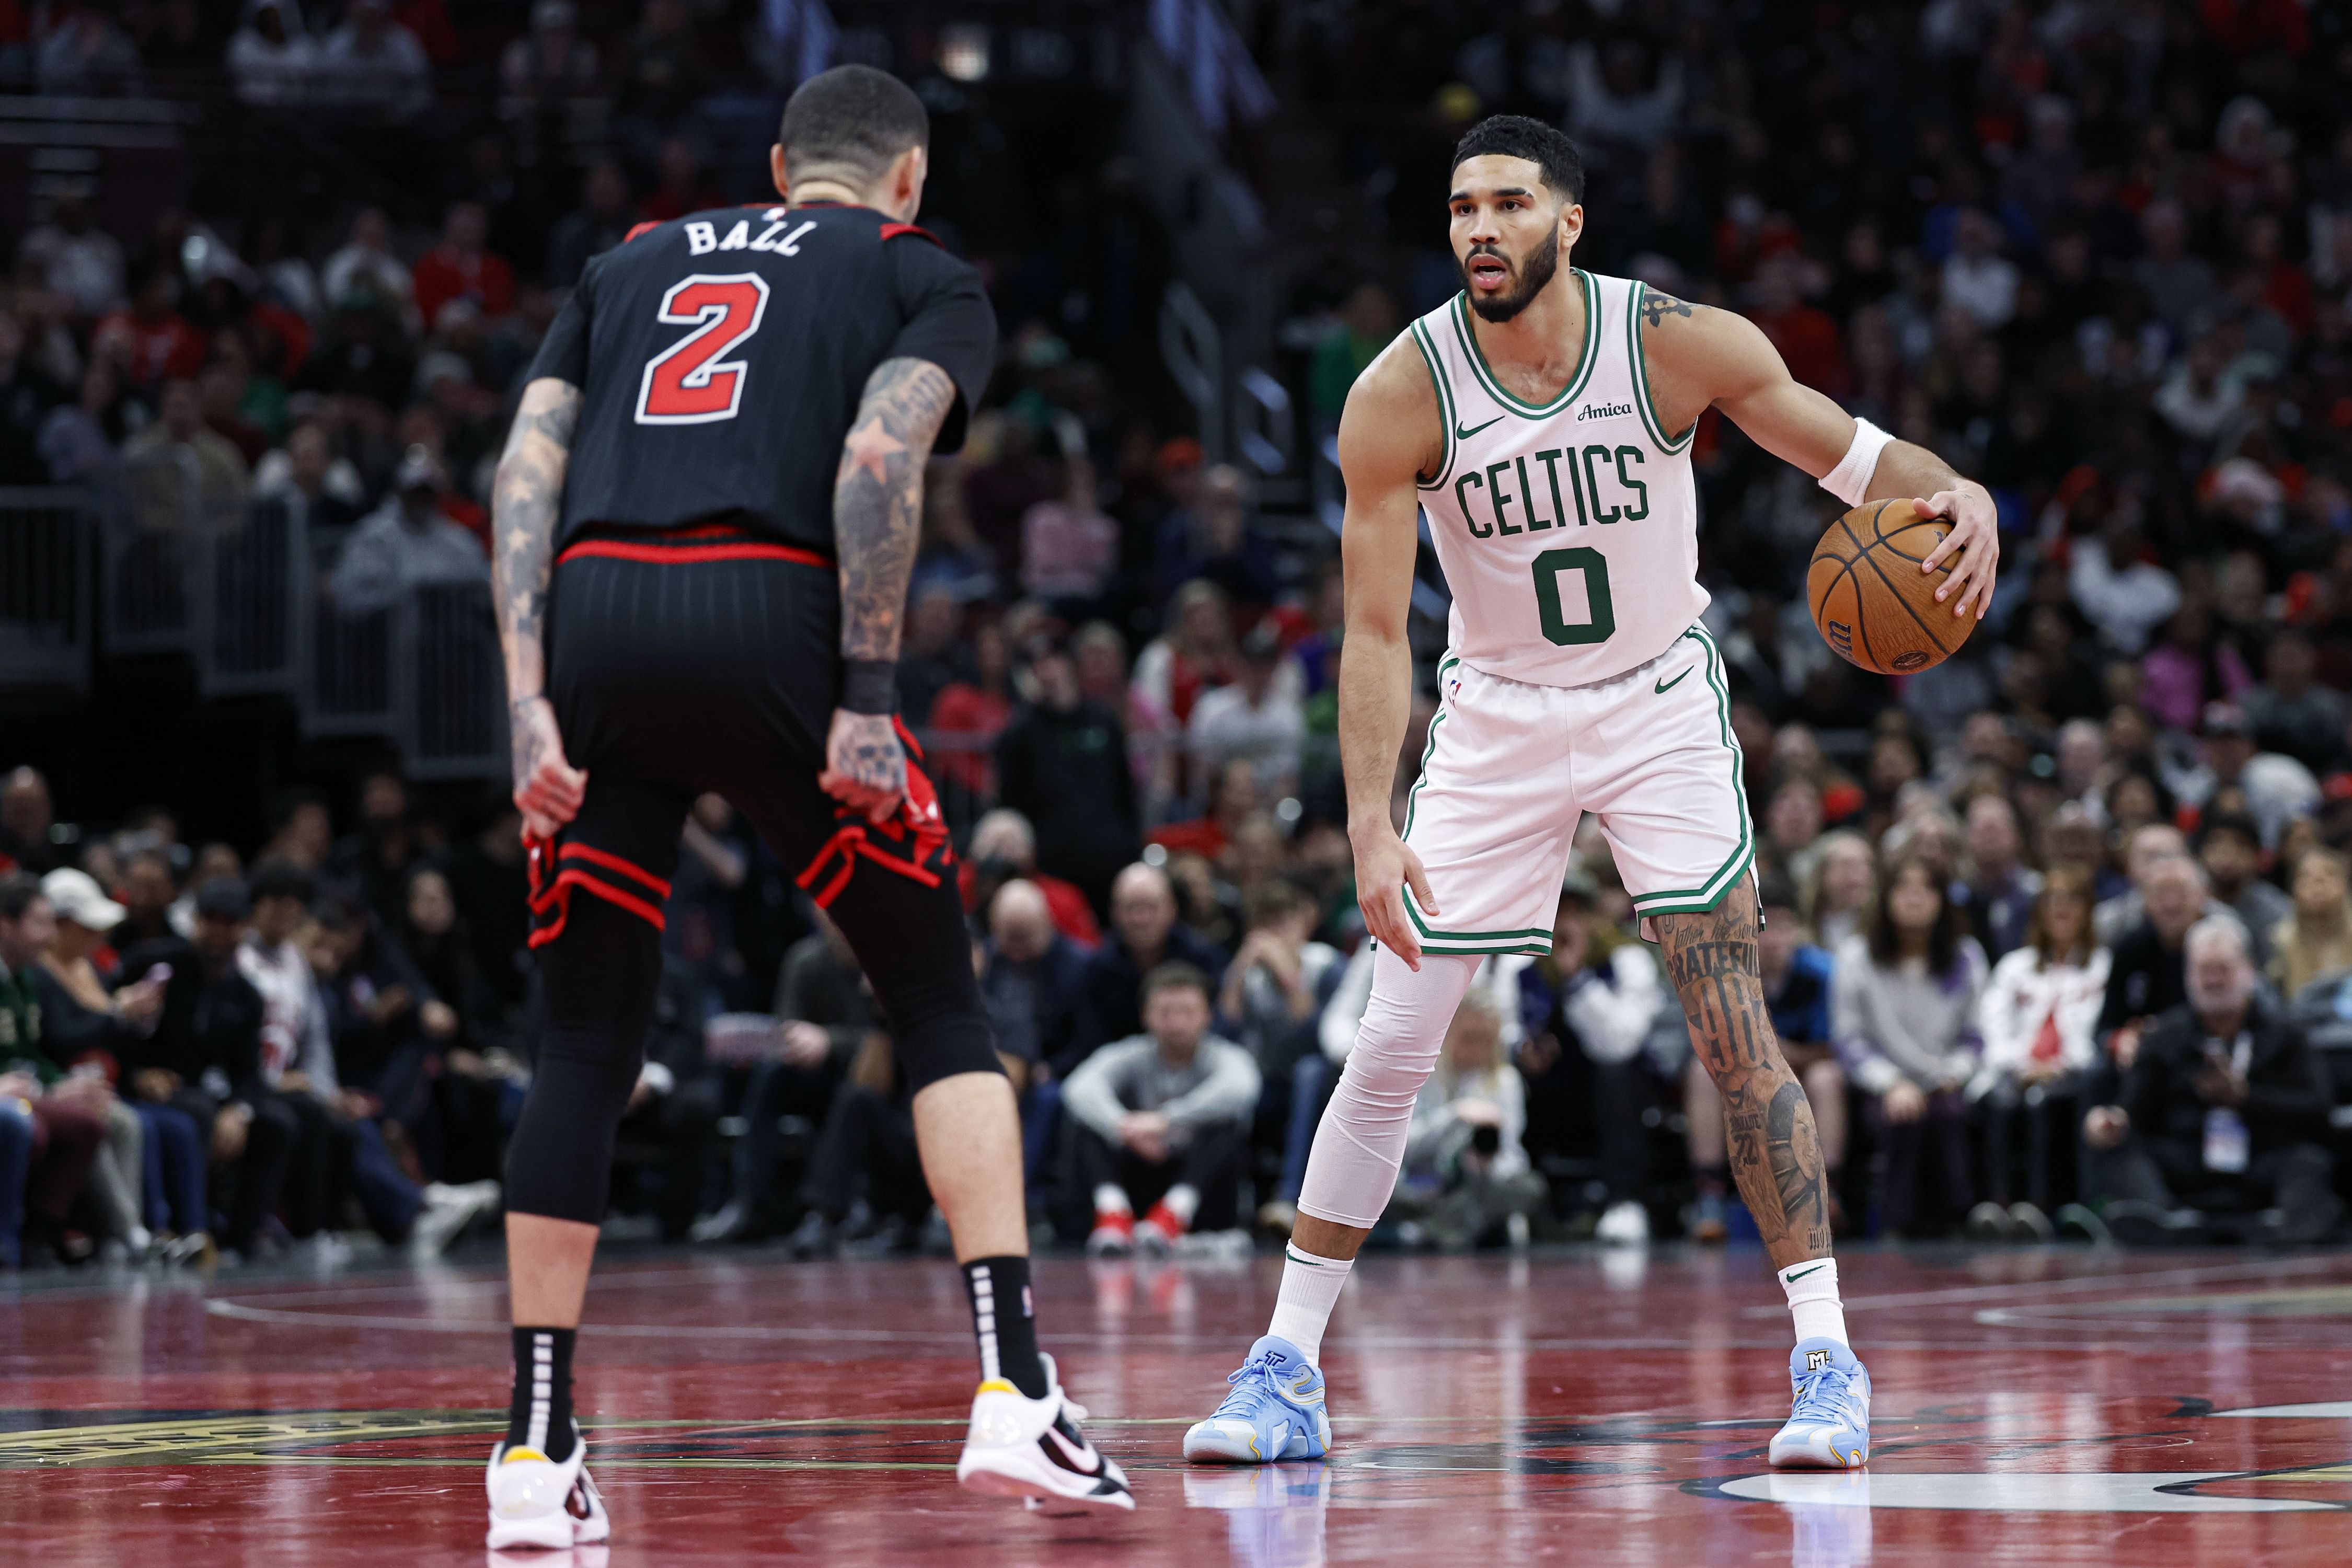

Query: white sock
[1093,1184,1131,1217]
[1266,1243,1353,1362]
[1158,1184,1199,1225]
[1779,1256,1848,1347]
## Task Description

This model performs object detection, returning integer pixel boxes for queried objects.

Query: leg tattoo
[1656,896,1832,1269]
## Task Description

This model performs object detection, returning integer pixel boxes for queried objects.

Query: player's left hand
[511,694,587,839]
[1915,483,1999,621]
[820,709,907,826]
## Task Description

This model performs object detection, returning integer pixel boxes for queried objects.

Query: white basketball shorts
[1399,623,1754,954]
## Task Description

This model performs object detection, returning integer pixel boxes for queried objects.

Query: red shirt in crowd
[957,863,1102,948]
[1754,303,1846,398]
[412,245,516,329]
[94,308,207,387]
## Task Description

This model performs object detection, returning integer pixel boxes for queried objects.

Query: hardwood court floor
[3,1244,2349,1566]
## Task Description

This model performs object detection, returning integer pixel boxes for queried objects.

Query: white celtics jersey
[1409,269,1707,687]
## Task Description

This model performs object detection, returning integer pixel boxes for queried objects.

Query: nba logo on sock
[1806,1348,1832,1372]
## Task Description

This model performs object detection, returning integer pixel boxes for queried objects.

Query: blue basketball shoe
[1182,1334,1333,1463]
[1768,1336,1871,1469]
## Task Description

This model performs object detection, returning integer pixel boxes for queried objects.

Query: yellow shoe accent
[501,1448,547,1465]
[975,1379,1018,1396]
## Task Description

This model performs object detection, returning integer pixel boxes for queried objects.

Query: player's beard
[1461,231,1561,323]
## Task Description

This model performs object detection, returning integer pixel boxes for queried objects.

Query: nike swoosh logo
[1654,667,1692,695]
[1784,1263,1827,1282]
[1046,1424,1102,1474]
[1455,416,1504,440]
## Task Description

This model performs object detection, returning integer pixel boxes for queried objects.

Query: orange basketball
[1806,499,1975,676]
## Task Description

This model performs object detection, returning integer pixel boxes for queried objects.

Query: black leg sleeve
[505,896,663,1225]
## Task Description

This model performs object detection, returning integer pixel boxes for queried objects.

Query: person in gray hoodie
[1832,853,1986,1238]
[1062,962,1259,1254]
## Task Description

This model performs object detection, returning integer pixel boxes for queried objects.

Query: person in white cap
[25,868,167,1260]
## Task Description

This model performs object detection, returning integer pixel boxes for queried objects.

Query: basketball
[1806,498,1975,675]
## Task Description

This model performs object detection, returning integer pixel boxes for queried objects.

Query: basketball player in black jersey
[480,67,1131,1548]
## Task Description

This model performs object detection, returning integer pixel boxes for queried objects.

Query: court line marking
[1735,1255,2352,1317]
[198,1301,2215,1355]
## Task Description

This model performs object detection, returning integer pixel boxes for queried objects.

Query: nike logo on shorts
[1654,666,1691,694]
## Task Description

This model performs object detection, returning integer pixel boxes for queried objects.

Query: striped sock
[506,1326,577,1463]
[962,1256,1048,1399]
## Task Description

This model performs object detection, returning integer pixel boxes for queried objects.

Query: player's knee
[508,898,661,1225]
[881,969,1003,1095]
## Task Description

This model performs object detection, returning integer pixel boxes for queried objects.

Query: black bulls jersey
[526,202,998,552]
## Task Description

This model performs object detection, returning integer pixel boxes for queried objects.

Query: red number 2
[635,273,771,425]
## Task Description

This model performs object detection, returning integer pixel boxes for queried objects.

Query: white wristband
[1818,417,1894,508]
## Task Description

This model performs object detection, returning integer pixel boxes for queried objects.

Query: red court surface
[3,1246,2350,1566]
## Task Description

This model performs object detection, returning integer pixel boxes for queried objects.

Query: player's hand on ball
[511,694,587,838]
[1915,483,1999,620]
[1353,824,1438,972]
[819,709,908,825]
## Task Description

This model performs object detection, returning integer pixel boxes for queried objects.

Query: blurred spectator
[328,447,488,612]
[1076,864,1230,1072]
[1518,870,1672,1246]
[320,209,413,321]
[327,770,426,929]
[978,880,1091,1081]
[2268,848,2352,1002]
[123,378,250,526]
[228,0,319,106]
[1802,829,1876,951]
[24,869,162,1255]
[637,136,724,224]
[94,269,205,391]
[711,908,870,1247]
[0,767,60,874]
[546,160,635,289]
[1389,983,1545,1251]
[20,194,126,318]
[2165,702,2320,850]
[960,809,1100,948]
[412,203,516,329]
[1187,621,1306,800]
[1218,879,1341,1202]
[927,620,1012,799]
[995,633,1138,914]
[2099,917,2339,1246]
[37,0,140,93]
[1959,794,2039,962]
[1019,451,1117,609]
[319,0,431,121]
[2197,814,2292,969]
[2100,854,2219,1048]
[252,420,366,527]
[1970,867,2108,1235]
[1683,872,1840,1243]
[895,586,964,725]
[2242,631,2345,775]
[0,875,109,1267]
[500,0,601,141]
[1309,282,1396,425]
[1833,855,1985,1238]
[1157,464,1276,610]
[1064,963,1258,1254]
[2070,522,2180,658]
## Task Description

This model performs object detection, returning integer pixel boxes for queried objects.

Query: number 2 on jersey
[635,273,771,425]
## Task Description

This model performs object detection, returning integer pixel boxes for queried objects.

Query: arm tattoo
[835,357,955,663]
[490,378,581,776]
[1640,292,1696,328]
[1655,898,1833,1267]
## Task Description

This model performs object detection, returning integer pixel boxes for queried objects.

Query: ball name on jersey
[1450,443,1651,540]
[682,210,818,258]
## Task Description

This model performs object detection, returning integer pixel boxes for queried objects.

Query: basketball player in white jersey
[1182,116,1998,1470]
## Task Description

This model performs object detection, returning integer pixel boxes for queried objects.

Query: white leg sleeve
[1296,949,1483,1229]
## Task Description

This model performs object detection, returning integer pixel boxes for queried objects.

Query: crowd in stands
[9,2,2352,1262]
